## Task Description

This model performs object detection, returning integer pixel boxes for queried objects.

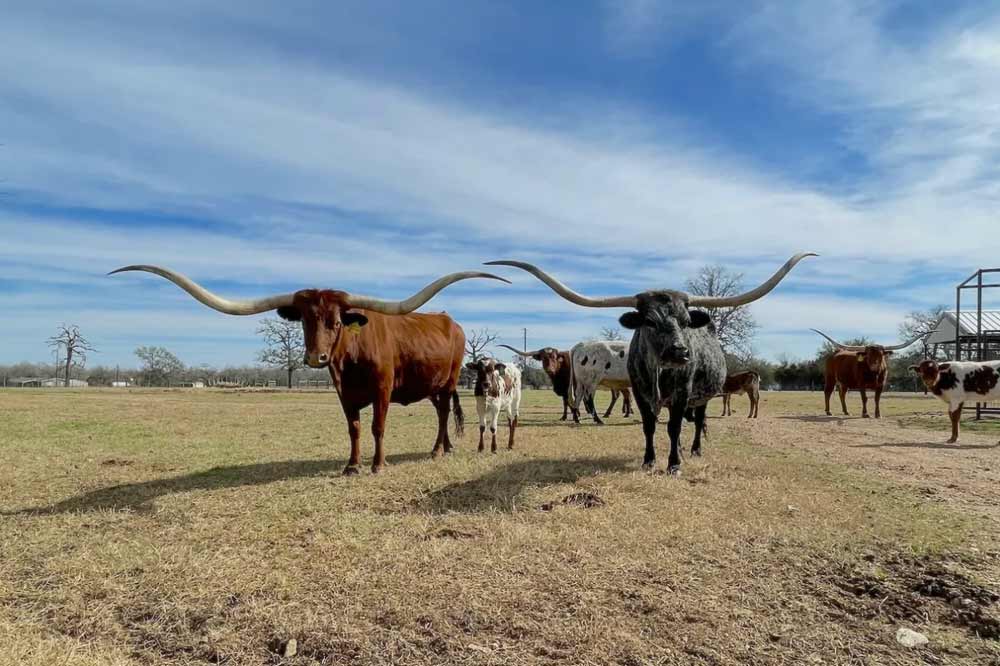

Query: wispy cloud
[1,1,997,367]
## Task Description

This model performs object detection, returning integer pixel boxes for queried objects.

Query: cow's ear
[465,362,476,370]
[277,306,301,321]
[688,310,711,329]
[342,311,369,328]
[619,311,645,330]
[908,364,920,372]
[532,353,544,361]
[495,363,506,372]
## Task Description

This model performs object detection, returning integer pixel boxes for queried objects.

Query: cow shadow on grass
[851,441,1000,451]
[516,419,640,428]
[4,451,430,516]
[415,455,634,515]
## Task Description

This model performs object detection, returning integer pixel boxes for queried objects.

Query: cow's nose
[317,353,329,364]
[670,345,690,359]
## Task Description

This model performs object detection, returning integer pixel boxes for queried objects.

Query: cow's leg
[948,403,963,443]
[634,391,659,470]
[342,404,363,476]
[588,394,604,425]
[603,390,619,419]
[873,385,883,419]
[560,394,569,421]
[430,391,453,455]
[507,411,518,450]
[824,376,835,416]
[622,389,633,417]
[490,408,499,453]
[476,396,486,452]
[666,403,685,475]
[838,385,850,416]
[508,391,521,450]
[691,404,707,457]
[370,393,389,474]
[859,388,870,418]
[751,390,760,418]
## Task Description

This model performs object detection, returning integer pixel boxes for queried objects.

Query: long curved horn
[810,328,864,352]
[882,333,928,351]
[109,265,295,315]
[110,266,511,316]
[344,272,510,314]
[484,261,637,308]
[686,252,818,307]
[499,344,544,357]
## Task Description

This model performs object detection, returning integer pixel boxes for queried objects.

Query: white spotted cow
[910,360,1000,443]
[570,340,632,425]
[465,358,522,452]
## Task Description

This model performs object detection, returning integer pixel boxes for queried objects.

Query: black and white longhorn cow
[486,253,816,475]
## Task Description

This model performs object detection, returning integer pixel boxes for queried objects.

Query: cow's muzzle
[662,345,690,365]
[306,352,330,369]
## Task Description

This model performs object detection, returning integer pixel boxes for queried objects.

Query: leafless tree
[47,324,96,387]
[686,265,759,362]
[898,305,947,359]
[257,318,306,388]
[465,328,498,362]
[600,326,624,341]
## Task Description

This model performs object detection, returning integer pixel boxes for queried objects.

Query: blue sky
[3,0,1000,368]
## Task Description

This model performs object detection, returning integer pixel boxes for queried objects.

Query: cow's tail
[451,391,465,438]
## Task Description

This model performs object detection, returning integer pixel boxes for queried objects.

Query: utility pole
[523,328,527,352]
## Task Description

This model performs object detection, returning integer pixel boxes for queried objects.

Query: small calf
[466,358,522,452]
[720,371,760,418]
[910,360,1000,442]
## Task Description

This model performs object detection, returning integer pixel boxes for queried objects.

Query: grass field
[2,388,999,665]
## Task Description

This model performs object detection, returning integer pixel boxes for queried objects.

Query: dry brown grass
[2,388,999,665]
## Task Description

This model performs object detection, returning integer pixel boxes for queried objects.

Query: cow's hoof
[371,464,385,474]
[825,411,832,416]
[342,465,361,476]
[667,465,682,477]
[946,438,958,444]
[431,448,444,459]
[862,414,871,419]
[691,448,702,457]
[477,446,485,453]
[642,461,656,472]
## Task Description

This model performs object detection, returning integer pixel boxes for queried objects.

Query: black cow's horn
[484,261,637,307]
[686,252,818,307]
[110,265,510,316]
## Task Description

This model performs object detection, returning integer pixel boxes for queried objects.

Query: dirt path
[717,395,1000,533]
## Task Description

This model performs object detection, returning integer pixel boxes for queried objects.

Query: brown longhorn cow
[812,329,922,419]
[110,265,509,474]
[720,371,760,418]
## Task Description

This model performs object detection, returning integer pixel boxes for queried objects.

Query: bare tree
[47,324,96,387]
[465,328,498,362]
[257,318,306,388]
[685,265,759,362]
[898,305,947,359]
[600,326,624,341]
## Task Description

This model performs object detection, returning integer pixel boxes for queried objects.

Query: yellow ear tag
[346,322,363,334]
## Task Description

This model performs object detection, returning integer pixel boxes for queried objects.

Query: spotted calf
[465,358,522,452]
[910,360,1000,443]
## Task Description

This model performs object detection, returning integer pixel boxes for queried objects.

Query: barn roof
[926,311,1000,345]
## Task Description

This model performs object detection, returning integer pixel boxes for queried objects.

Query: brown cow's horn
[810,329,865,351]
[108,265,295,315]
[484,260,637,308]
[344,271,511,314]
[882,333,927,351]
[686,252,818,308]
[499,344,543,357]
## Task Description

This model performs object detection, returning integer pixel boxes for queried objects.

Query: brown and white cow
[720,371,760,418]
[110,265,509,474]
[910,360,1000,443]
[812,329,923,419]
[465,358,522,452]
